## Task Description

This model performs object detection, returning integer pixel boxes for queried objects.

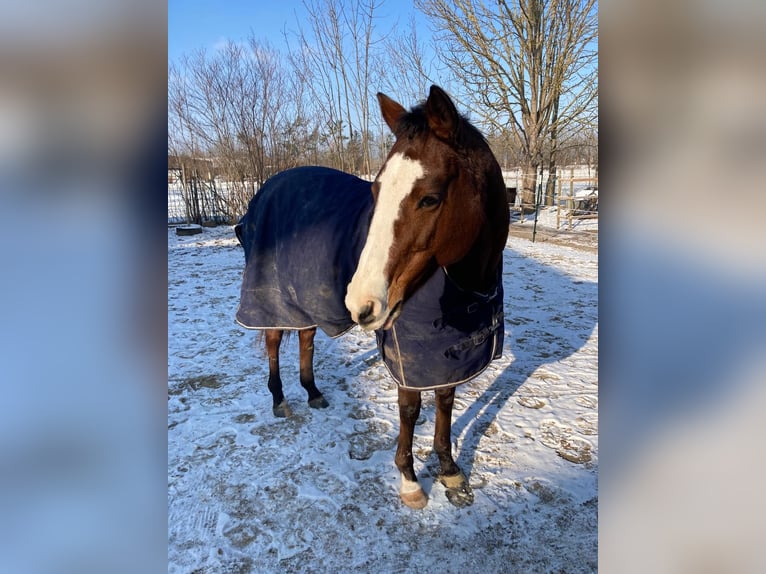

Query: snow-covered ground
[168,222,598,572]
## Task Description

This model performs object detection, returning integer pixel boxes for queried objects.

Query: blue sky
[168,0,426,64]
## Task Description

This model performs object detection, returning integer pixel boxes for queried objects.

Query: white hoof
[400,476,427,509]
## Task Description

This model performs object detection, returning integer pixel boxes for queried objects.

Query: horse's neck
[447,183,508,294]
[446,238,499,294]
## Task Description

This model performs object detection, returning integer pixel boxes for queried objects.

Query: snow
[574,187,598,198]
[168,220,598,572]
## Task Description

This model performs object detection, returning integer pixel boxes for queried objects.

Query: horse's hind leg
[434,387,474,507]
[298,327,328,409]
[395,388,427,509]
[265,329,291,417]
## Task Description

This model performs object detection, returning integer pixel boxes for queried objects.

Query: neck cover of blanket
[376,267,504,391]
[235,166,504,391]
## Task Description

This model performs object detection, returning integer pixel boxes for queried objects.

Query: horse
[235,86,509,509]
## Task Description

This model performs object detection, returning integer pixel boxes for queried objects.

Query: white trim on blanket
[234,317,356,339]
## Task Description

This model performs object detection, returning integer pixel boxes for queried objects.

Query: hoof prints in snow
[517,395,546,409]
[539,420,594,465]
[349,419,394,460]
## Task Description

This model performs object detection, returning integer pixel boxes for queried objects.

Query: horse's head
[346,85,504,331]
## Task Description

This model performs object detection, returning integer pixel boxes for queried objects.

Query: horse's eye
[417,195,441,209]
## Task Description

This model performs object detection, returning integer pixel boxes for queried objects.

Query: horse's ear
[377,93,407,133]
[426,85,459,141]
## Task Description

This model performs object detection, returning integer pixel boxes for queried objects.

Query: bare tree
[416,0,597,207]
[168,38,294,218]
[287,0,384,174]
[379,14,435,110]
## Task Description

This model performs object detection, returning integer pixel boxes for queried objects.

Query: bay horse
[235,86,509,509]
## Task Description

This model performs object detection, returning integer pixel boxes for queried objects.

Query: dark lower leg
[395,388,422,482]
[395,388,426,508]
[264,329,287,415]
[434,387,473,506]
[298,328,327,408]
[434,387,460,477]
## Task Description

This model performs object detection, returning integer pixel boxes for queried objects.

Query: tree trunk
[520,163,538,211]
[545,94,561,206]
[545,152,557,207]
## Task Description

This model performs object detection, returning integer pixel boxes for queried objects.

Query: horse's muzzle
[356,301,376,325]
[349,297,388,331]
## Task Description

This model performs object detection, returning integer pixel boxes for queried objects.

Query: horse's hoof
[400,477,428,509]
[439,472,474,507]
[273,401,292,418]
[400,487,428,509]
[308,395,329,409]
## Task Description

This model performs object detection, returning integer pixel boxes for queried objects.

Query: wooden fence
[168,166,255,225]
[555,173,598,231]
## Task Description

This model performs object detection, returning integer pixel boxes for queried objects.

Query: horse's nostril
[357,301,375,324]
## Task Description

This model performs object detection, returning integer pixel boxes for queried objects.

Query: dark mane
[396,103,488,150]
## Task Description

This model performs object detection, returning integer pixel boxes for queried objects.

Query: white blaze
[345,153,425,327]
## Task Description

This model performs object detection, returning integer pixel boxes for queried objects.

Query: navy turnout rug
[235,166,504,391]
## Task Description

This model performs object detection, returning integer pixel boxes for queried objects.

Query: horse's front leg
[434,387,474,507]
[395,388,427,509]
[298,327,328,409]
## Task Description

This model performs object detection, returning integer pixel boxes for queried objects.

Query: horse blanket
[235,166,504,391]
